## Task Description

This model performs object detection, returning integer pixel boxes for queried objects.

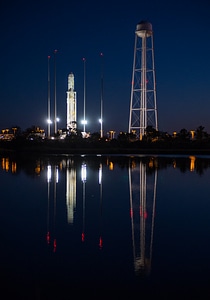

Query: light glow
[47,165,52,182]
[81,163,87,182]
[81,120,87,125]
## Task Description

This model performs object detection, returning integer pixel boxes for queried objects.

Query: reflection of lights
[53,239,57,252]
[35,162,41,175]
[81,162,86,242]
[6,158,9,172]
[99,236,103,249]
[189,156,196,172]
[11,161,17,173]
[1,158,9,172]
[99,118,102,124]
[56,166,59,183]
[81,163,87,182]
[47,119,52,124]
[99,164,102,184]
[109,161,114,171]
[82,232,85,242]
[99,163,103,249]
[46,231,50,244]
[47,165,52,182]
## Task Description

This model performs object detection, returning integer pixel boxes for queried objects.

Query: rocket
[66,73,77,131]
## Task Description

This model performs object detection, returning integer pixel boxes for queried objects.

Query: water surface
[1,154,210,299]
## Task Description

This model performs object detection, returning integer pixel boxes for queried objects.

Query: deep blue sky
[1,0,210,135]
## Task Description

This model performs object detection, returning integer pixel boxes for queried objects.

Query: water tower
[128,21,158,140]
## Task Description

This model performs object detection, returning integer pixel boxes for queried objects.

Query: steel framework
[129,21,158,140]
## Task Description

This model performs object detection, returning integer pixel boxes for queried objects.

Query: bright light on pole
[81,120,87,126]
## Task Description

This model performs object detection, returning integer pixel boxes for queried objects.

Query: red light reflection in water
[81,232,85,242]
[46,231,50,244]
[99,237,103,249]
[53,239,57,252]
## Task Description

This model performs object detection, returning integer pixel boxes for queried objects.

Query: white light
[47,165,52,182]
[81,163,87,182]
[99,118,102,124]
[56,166,59,183]
[56,117,60,122]
[81,120,87,125]
[47,119,52,124]
[99,164,102,184]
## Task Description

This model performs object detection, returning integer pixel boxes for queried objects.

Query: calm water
[1,154,210,299]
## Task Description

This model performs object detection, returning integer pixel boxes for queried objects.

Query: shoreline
[0,146,210,156]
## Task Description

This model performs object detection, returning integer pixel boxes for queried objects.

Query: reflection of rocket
[66,159,77,224]
[66,73,77,131]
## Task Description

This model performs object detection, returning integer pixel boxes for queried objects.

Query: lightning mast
[100,53,104,138]
[47,55,51,138]
[54,49,58,134]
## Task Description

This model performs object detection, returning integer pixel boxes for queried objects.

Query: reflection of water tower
[129,158,157,276]
[129,21,158,140]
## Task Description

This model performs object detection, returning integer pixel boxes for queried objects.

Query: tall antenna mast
[54,49,58,134]
[100,52,104,138]
[47,55,51,138]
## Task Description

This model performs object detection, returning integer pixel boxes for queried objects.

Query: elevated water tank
[136,21,153,37]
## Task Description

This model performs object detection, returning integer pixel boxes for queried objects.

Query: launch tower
[129,21,158,140]
[66,73,77,131]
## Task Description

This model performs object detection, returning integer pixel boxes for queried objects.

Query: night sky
[1,0,210,136]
